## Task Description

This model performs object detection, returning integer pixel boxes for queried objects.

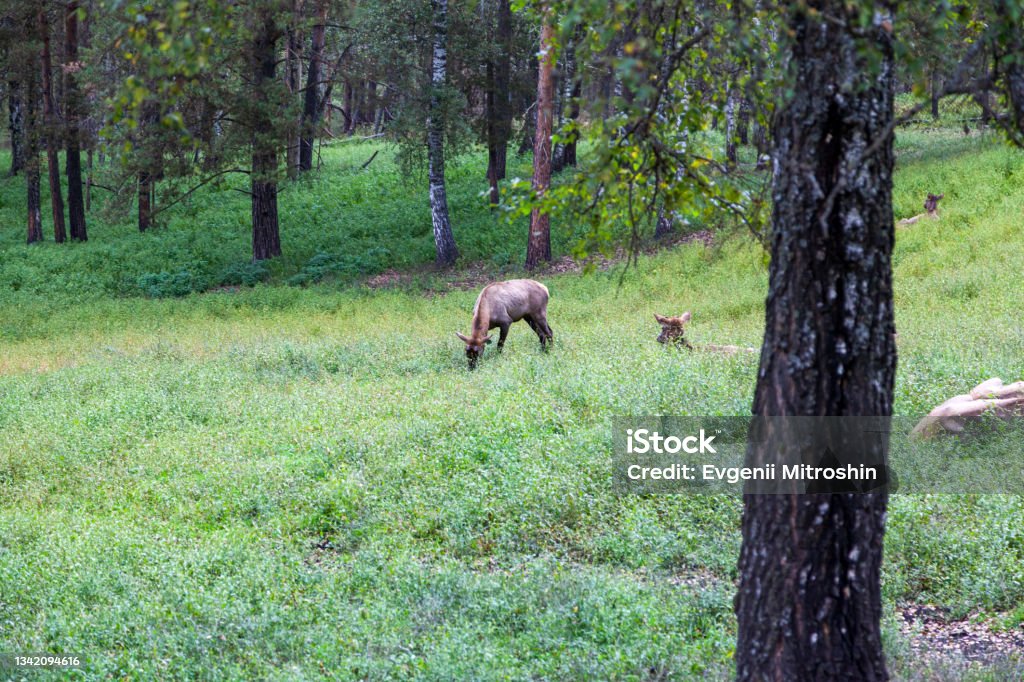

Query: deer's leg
[535,315,553,350]
[496,323,510,351]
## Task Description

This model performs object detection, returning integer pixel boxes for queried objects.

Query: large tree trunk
[525,10,555,270]
[427,0,458,267]
[39,8,66,243]
[7,79,26,177]
[25,63,43,243]
[485,0,513,204]
[735,4,897,681]
[65,0,87,241]
[251,10,282,261]
[299,0,327,172]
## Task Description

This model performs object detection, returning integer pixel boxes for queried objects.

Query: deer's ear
[680,311,692,323]
[484,335,493,344]
[654,313,668,324]
[456,332,471,343]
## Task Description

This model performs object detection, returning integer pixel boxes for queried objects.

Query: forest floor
[1,111,1023,679]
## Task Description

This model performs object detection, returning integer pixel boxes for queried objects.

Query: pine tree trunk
[39,8,66,243]
[735,5,896,680]
[518,55,538,155]
[753,120,768,170]
[525,10,555,270]
[489,0,513,184]
[285,4,303,179]
[428,0,458,267]
[251,10,282,261]
[552,34,577,174]
[138,172,152,231]
[25,63,42,243]
[299,0,327,172]
[7,79,25,177]
[738,97,750,145]
[65,0,87,241]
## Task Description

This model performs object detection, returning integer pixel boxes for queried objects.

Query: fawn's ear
[654,313,669,325]
[456,332,471,344]
[680,311,692,324]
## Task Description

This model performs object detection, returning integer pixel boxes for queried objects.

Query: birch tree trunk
[525,9,555,270]
[427,0,458,267]
[39,8,66,243]
[735,4,896,680]
[65,0,87,241]
[724,83,739,166]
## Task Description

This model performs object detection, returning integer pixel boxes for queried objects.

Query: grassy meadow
[1,120,1024,679]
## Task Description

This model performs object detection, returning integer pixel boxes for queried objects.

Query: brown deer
[456,279,553,369]
[654,312,757,354]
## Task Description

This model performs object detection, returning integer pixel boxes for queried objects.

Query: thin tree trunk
[7,79,25,177]
[25,63,43,243]
[725,83,739,166]
[485,58,501,205]
[39,8,66,243]
[85,147,92,211]
[552,33,577,174]
[738,97,750,145]
[65,0,87,241]
[138,172,152,231]
[428,0,458,266]
[251,10,282,261]
[285,2,303,179]
[930,68,940,120]
[753,120,768,170]
[485,0,513,202]
[734,4,896,680]
[299,0,327,172]
[526,9,555,270]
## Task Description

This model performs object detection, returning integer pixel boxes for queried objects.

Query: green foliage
[1,126,1023,677]
[216,260,271,287]
[136,269,206,298]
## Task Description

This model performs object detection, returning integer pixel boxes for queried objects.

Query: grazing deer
[654,312,757,354]
[456,279,553,369]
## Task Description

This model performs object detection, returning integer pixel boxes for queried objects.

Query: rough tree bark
[427,0,459,267]
[251,10,283,261]
[735,3,897,681]
[299,0,326,172]
[7,79,25,177]
[485,0,513,204]
[39,7,66,243]
[525,9,555,270]
[65,0,87,241]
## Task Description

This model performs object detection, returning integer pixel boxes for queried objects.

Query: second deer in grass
[654,312,757,355]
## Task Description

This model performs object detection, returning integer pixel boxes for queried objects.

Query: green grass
[1,127,1023,679]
